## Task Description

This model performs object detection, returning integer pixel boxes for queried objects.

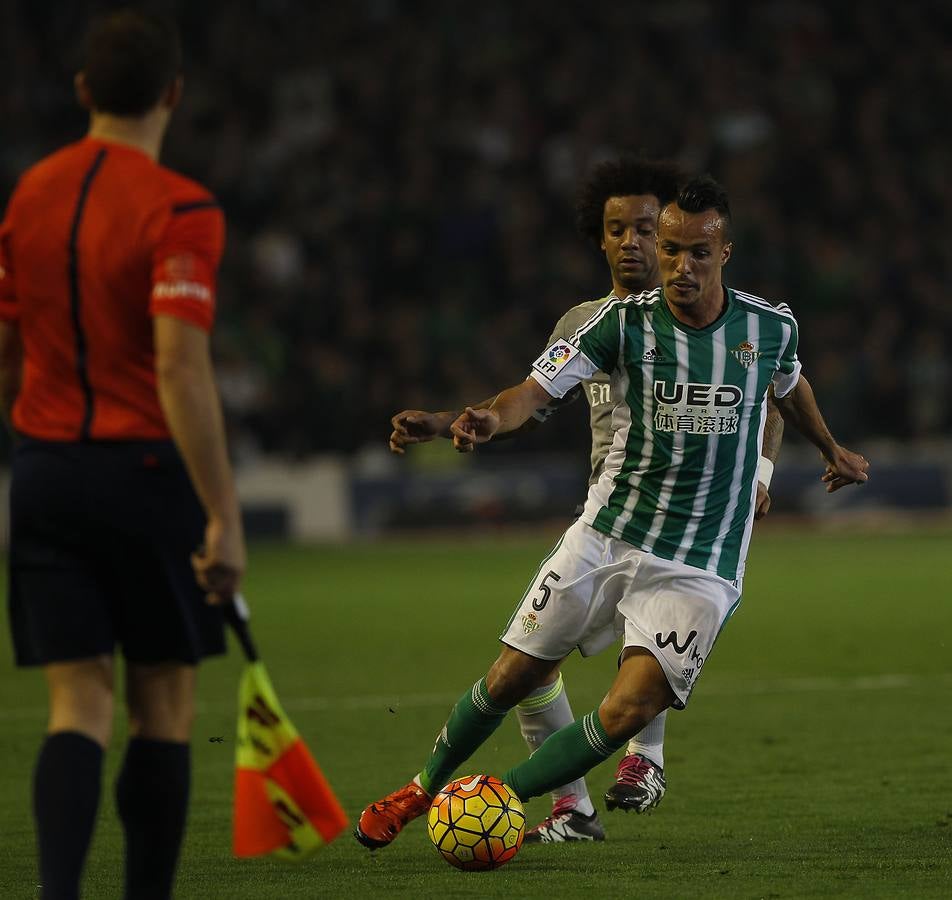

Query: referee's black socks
[116,737,190,900]
[33,730,104,900]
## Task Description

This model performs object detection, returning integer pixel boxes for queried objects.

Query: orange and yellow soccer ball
[427,775,525,871]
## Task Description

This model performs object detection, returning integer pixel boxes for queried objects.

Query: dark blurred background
[2,0,950,471]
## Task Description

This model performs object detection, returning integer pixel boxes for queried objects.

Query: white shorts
[500,520,742,708]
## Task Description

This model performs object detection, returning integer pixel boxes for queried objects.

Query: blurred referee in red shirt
[0,10,245,899]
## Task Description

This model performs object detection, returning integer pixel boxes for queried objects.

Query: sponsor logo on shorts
[689,644,705,671]
[532,342,578,381]
[522,613,541,635]
[655,629,697,654]
[681,642,708,687]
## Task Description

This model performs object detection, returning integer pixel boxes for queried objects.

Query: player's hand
[389,410,452,454]
[820,446,870,493]
[192,516,246,604]
[754,481,772,520]
[450,407,500,452]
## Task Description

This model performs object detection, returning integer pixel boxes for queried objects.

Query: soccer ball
[427,774,525,871]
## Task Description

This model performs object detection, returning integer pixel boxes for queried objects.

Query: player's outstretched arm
[391,391,551,454]
[773,374,869,492]
[390,396,502,453]
[155,314,246,601]
[449,378,553,452]
[389,409,459,454]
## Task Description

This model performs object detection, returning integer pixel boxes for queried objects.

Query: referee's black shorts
[8,438,226,667]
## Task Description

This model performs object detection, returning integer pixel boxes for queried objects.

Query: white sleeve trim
[772,358,801,398]
[529,341,601,399]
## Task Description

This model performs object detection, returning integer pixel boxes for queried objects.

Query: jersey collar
[657,286,736,335]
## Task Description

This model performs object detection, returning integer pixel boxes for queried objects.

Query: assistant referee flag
[226,597,348,860]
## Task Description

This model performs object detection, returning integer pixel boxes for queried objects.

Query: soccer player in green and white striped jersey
[388,161,784,837]
[356,175,868,850]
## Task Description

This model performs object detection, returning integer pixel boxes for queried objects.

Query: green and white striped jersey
[529,287,800,582]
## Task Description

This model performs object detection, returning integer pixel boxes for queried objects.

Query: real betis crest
[522,613,541,635]
[730,340,762,368]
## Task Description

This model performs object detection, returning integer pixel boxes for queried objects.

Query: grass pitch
[1,526,950,898]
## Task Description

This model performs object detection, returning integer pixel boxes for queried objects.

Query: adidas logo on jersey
[643,347,665,362]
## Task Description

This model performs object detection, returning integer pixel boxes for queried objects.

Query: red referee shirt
[0,136,224,441]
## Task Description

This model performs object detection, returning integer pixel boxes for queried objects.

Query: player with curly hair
[360,173,867,853]
[381,159,785,843]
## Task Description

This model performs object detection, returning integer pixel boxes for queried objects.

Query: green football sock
[419,678,512,795]
[502,710,626,800]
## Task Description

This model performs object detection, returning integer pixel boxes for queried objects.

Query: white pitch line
[3,672,950,720]
[700,672,931,696]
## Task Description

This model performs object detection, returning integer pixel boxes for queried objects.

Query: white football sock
[516,674,595,816]
[626,709,666,768]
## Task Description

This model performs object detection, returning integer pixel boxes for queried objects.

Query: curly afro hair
[575,157,684,248]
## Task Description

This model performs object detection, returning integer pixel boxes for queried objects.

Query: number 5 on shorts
[532,570,561,611]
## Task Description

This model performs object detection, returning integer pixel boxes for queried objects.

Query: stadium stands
[2,1,949,462]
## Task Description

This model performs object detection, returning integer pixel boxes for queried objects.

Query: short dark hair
[673,174,732,239]
[82,9,182,117]
[576,157,683,247]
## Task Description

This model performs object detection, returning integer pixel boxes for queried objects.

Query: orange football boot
[354,781,432,849]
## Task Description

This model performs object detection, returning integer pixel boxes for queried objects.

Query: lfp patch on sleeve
[532,342,579,382]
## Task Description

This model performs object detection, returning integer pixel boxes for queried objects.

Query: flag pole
[225,591,349,860]
[223,593,259,662]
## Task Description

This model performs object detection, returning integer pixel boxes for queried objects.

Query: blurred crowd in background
[2,0,950,463]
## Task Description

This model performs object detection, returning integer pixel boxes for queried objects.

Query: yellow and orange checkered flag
[225,596,348,860]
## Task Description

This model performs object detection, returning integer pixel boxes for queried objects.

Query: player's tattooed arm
[450,378,553,451]
[754,393,784,520]
[773,374,870,492]
[390,396,500,454]
[389,409,458,453]
[468,385,582,443]
[761,392,784,465]
[391,319,585,454]
[390,388,564,453]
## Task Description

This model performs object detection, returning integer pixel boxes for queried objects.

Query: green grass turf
[1,527,950,898]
